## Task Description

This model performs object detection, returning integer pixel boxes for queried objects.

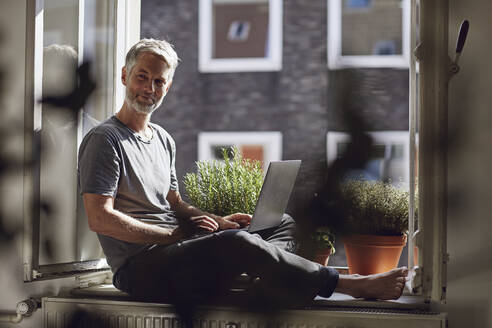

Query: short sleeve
[169,136,179,191]
[78,131,121,197]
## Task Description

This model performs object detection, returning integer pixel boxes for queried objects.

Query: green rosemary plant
[184,147,264,216]
[340,180,410,236]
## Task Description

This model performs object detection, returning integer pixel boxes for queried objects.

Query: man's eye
[155,80,164,87]
[137,74,146,80]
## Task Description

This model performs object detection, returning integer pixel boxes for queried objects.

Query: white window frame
[326,131,410,184]
[22,0,141,282]
[410,0,448,303]
[198,132,282,167]
[327,0,411,69]
[198,0,283,73]
[325,0,448,304]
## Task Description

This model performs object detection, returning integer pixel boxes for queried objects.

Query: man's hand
[215,213,252,230]
[166,190,252,232]
[190,215,219,233]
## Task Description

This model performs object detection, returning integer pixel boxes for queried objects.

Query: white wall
[446,0,492,326]
[0,1,77,327]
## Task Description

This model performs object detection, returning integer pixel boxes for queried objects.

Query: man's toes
[389,267,405,277]
[393,287,403,299]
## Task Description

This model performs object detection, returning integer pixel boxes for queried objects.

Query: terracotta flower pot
[313,248,333,266]
[342,234,407,275]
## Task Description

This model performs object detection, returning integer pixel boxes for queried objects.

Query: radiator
[43,297,447,328]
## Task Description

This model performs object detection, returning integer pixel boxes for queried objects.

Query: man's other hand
[190,215,219,233]
[216,213,252,230]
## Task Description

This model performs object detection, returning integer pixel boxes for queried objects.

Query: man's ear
[166,80,173,93]
[121,66,127,86]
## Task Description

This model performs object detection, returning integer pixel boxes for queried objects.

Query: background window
[342,0,402,56]
[199,0,282,72]
[328,0,410,68]
[198,132,282,170]
[213,1,268,58]
[327,131,409,185]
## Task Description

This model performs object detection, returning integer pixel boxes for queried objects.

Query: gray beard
[125,92,162,114]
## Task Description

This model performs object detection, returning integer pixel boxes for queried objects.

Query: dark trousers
[114,215,339,308]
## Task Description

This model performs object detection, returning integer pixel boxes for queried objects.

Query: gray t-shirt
[78,116,179,273]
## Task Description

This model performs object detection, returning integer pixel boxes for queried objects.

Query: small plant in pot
[310,227,336,266]
[339,179,410,275]
[183,146,263,216]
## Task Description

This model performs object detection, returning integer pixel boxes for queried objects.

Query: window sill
[70,284,131,299]
[70,284,430,313]
[314,292,429,312]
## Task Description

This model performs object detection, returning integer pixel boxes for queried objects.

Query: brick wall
[141,0,408,230]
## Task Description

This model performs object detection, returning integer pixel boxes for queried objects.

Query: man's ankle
[334,274,364,298]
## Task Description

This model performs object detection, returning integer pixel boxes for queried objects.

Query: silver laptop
[247,160,301,233]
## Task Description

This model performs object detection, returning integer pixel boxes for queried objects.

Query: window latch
[449,20,469,78]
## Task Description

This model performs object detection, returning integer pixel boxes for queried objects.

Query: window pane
[212,0,269,59]
[327,131,411,268]
[40,0,80,265]
[83,0,116,128]
[341,0,403,56]
[334,140,407,183]
[39,0,115,265]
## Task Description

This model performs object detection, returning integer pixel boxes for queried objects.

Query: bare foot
[335,267,408,300]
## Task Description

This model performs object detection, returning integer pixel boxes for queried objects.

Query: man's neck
[116,103,151,134]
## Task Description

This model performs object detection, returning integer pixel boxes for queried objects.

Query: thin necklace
[141,125,153,141]
[115,113,153,141]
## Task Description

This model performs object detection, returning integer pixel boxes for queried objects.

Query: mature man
[78,38,408,308]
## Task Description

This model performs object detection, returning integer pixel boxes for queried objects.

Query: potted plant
[183,147,264,216]
[185,147,338,266]
[339,179,410,275]
[310,227,336,266]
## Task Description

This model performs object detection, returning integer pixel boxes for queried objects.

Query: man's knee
[220,229,258,243]
[281,213,295,226]
[279,213,296,235]
[214,230,264,252]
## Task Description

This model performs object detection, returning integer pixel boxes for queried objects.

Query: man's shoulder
[92,116,121,132]
[80,117,128,150]
[87,117,127,140]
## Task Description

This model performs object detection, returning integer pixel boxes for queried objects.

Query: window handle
[450,20,470,76]
[455,20,469,59]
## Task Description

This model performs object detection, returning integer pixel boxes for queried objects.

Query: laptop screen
[248,160,301,233]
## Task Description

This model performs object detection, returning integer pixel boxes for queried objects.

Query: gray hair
[44,44,78,63]
[43,44,78,96]
[125,38,179,78]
